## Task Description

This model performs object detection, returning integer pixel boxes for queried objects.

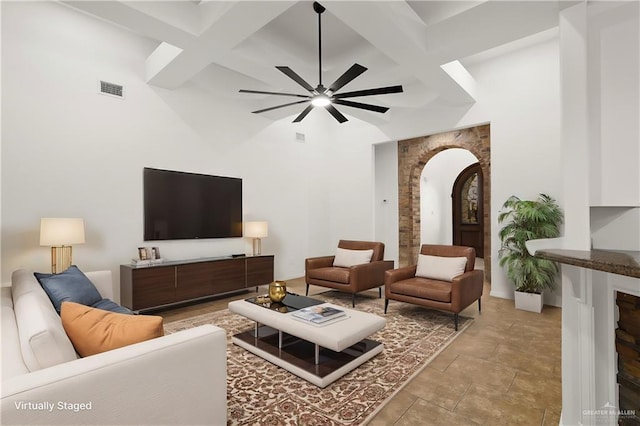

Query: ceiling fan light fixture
[311,94,331,107]
[239,1,403,123]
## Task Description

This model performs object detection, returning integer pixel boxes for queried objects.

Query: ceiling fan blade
[252,100,310,114]
[333,85,404,99]
[327,63,367,94]
[292,105,314,123]
[325,104,348,123]
[276,66,315,93]
[333,99,389,113]
[239,89,310,99]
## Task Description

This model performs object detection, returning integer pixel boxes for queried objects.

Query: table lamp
[244,221,268,256]
[40,218,85,273]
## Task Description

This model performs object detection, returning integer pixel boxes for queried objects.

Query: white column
[559,3,595,425]
[560,2,591,251]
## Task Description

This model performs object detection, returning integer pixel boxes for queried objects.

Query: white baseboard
[489,289,514,300]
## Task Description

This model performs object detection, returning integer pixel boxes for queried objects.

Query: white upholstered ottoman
[229,296,386,387]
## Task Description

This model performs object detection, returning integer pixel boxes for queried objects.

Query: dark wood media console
[120,255,274,311]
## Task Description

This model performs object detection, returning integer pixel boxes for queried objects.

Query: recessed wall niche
[397,124,491,280]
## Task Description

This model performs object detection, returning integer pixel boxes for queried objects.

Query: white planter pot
[514,291,543,313]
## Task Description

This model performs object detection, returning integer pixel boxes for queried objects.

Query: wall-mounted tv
[143,167,242,241]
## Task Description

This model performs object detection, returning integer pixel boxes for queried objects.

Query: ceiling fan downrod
[314,2,326,91]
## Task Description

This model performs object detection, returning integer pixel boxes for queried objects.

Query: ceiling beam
[424,0,562,63]
[145,1,296,89]
[60,1,197,48]
[327,1,476,106]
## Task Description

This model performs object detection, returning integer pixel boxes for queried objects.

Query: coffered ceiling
[61,1,570,124]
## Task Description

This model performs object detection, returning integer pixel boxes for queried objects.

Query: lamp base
[252,238,262,256]
[51,246,73,274]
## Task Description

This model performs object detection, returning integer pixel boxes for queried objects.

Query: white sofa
[1,269,227,425]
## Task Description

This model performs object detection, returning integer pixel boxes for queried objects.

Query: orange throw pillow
[61,301,164,357]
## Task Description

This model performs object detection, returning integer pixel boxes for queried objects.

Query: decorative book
[292,305,346,324]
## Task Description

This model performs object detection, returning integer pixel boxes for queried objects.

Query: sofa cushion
[389,277,452,303]
[333,248,374,268]
[416,255,467,282]
[92,298,133,314]
[35,265,102,313]
[13,290,79,371]
[308,267,351,284]
[61,301,164,357]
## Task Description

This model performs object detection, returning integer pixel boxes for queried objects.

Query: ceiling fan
[239,1,403,123]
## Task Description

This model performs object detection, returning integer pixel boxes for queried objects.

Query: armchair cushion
[389,278,452,303]
[416,255,467,282]
[333,248,374,268]
[308,267,350,284]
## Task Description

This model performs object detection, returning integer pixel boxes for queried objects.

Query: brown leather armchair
[305,240,394,307]
[384,244,483,330]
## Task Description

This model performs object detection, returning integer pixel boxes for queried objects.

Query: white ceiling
[61,0,570,124]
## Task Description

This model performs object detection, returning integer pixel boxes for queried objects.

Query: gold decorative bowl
[268,281,287,303]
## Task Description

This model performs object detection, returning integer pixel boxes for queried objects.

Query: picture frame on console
[138,247,148,260]
[137,247,161,261]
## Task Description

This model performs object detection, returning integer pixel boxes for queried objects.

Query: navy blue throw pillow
[34,265,102,313]
[92,299,133,315]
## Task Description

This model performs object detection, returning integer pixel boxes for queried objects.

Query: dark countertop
[535,249,640,279]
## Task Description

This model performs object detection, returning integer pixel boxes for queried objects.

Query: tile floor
[157,277,562,425]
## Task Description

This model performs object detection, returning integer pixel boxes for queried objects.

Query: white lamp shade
[244,221,268,238]
[40,218,86,246]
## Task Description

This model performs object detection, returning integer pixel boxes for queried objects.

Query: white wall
[465,31,563,305]
[0,2,382,291]
[374,141,398,264]
[223,112,388,278]
[420,149,478,246]
[591,207,640,251]
[374,30,563,305]
[588,2,640,207]
[587,1,640,252]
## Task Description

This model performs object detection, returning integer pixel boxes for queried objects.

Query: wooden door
[452,163,484,257]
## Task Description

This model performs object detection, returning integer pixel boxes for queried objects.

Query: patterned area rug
[163,291,472,425]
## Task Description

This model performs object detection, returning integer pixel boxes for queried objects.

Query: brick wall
[397,124,492,280]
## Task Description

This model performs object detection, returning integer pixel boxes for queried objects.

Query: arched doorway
[420,149,478,247]
[452,162,484,258]
[397,124,491,280]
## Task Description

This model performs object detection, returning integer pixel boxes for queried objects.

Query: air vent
[99,80,124,98]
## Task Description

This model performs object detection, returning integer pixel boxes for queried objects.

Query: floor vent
[99,80,124,98]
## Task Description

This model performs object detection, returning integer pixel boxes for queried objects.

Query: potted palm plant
[498,193,563,312]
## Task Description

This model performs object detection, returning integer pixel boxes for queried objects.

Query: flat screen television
[143,167,242,241]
